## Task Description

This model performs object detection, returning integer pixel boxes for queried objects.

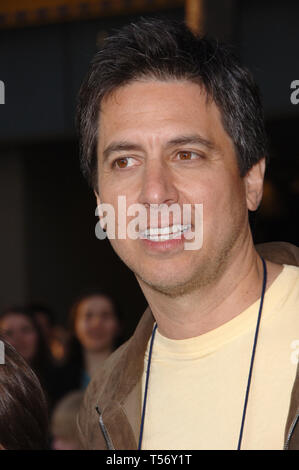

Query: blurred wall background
[0,0,298,336]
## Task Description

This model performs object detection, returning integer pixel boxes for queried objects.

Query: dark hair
[77,17,268,189]
[0,337,49,449]
[26,302,55,326]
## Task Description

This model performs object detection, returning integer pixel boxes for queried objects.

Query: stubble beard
[134,224,242,299]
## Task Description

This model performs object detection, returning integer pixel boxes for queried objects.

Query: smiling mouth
[140,224,191,241]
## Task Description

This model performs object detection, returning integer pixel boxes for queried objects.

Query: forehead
[98,79,232,150]
[1,313,32,327]
[77,296,113,314]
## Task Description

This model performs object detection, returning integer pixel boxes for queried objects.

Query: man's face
[96,80,252,296]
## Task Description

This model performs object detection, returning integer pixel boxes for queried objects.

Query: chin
[89,343,104,352]
[137,268,200,297]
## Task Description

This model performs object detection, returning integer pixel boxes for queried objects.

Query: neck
[84,348,112,378]
[138,242,283,340]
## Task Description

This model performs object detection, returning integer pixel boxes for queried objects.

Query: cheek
[25,331,38,349]
[203,174,245,218]
[192,174,246,249]
[75,319,88,340]
[105,320,119,337]
[100,185,141,230]
[6,335,17,348]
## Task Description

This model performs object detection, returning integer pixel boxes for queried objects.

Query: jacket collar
[98,306,155,449]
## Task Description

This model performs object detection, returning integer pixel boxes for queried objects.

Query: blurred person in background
[50,323,72,366]
[0,306,63,409]
[27,302,55,347]
[67,288,123,389]
[0,336,49,450]
[27,302,72,366]
[51,390,84,450]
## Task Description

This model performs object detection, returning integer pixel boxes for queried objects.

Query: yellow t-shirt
[141,264,299,450]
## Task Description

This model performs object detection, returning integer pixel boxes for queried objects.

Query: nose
[138,159,179,208]
[91,315,102,329]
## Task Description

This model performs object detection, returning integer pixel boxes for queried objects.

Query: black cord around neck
[138,256,267,451]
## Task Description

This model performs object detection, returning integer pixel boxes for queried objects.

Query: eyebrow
[102,133,217,162]
[166,134,217,151]
[102,141,143,161]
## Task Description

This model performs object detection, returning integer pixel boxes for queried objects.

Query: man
[76,18,299,450]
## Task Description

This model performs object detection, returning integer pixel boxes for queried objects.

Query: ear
[94,189,101,208]
[244,158,266,211]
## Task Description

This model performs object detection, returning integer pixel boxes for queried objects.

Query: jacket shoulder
[77,339,130,449]
[256,242,299,266]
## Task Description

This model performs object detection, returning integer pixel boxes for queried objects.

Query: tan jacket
[77,242,299,450]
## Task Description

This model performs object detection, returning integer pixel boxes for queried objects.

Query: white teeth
[141,224,191,241]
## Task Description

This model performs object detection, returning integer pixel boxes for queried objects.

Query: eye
[176,151,201,161]
[22,326,34,335]
[113,156,135,169]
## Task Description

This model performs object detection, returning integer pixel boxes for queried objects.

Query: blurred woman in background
[51,390,84,450]
[26,303,54,347]
[67,288,123,389]
[0,306,61,409]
